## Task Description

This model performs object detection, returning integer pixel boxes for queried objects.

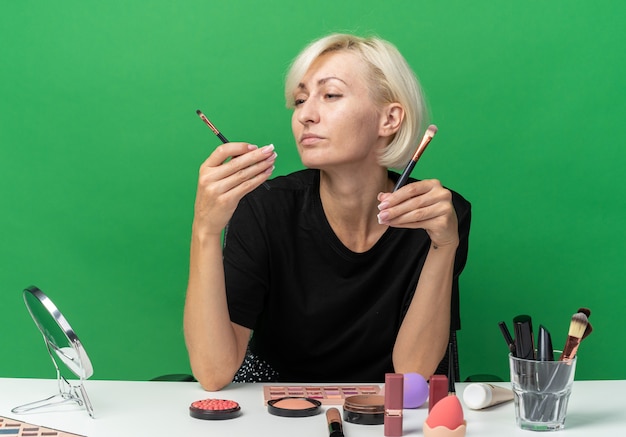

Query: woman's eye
[325,93,342,100]
[294,98,306,106]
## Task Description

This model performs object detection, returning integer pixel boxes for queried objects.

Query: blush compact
[267,396,322,417]
[189,398,242,420]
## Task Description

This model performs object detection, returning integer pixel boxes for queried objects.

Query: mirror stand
[12,342,94,417]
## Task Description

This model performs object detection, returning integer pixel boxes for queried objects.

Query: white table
[0,378,623,436]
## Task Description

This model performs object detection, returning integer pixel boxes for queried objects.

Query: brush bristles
[568,312,588,339]
[578,307,593,339]
[426,124,438,137]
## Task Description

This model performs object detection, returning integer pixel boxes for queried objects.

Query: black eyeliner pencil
[196,109,229,143]
[498,321,517,355]
[392,124,437,192]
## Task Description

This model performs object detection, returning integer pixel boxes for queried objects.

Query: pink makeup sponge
[403,373,429,408]
[424,395,466,437]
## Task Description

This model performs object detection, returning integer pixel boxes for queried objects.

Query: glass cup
[509,352,577,431]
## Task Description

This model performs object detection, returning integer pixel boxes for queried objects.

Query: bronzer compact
[343,394,385,425]
[267,397,322,417]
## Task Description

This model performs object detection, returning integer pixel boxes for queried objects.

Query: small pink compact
[189,398,242,420]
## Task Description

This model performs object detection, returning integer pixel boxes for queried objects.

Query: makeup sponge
[403,373,429,408]
[423,395,466,437]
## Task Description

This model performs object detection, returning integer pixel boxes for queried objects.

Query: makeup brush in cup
[577,307,593,340]
[558,312,588,362]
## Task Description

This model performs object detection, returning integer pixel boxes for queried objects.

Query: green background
[1,1,624,383]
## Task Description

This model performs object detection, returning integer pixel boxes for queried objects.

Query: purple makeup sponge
[403,373,429,408]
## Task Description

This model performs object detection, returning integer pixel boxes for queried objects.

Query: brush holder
[509,352,577,431]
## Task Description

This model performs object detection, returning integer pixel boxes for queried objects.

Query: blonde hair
[285,33,428,169]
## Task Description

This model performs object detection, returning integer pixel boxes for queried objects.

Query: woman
[184,33,471,391]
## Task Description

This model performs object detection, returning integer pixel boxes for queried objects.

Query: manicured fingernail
[377,202,389,211]
[262,144,275,153]
[248,144,258,150]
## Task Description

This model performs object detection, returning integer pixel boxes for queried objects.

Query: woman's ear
[379,103,404,138]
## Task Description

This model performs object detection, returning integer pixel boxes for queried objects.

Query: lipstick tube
[384,373,404,436]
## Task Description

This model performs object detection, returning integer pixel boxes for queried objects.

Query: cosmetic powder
[189,398,241,420]
[267,396,322,417]
[343,395,385,425]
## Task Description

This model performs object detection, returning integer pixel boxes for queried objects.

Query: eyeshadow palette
[263,385,381,405]
[0,416,85,437]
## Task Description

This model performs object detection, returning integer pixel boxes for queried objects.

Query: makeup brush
[447,342,456,395]
[392,124,438,191]
[558,312,588,362]
[196,109,229,143]
[577,307,593,340]
[326,407,344,437]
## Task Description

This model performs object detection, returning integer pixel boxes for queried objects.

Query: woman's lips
[299,133,324,146]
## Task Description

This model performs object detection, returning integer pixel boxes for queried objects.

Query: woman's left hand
[377,179,459,249]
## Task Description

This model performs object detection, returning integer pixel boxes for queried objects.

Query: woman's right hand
[193,142,277,235]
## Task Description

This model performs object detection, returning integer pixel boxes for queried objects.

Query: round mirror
[13,286,94,418]
[23,286,93,379]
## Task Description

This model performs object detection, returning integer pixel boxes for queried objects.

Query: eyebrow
[297,76,347,91]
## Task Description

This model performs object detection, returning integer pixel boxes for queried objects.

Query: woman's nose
[296,99,320,125]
